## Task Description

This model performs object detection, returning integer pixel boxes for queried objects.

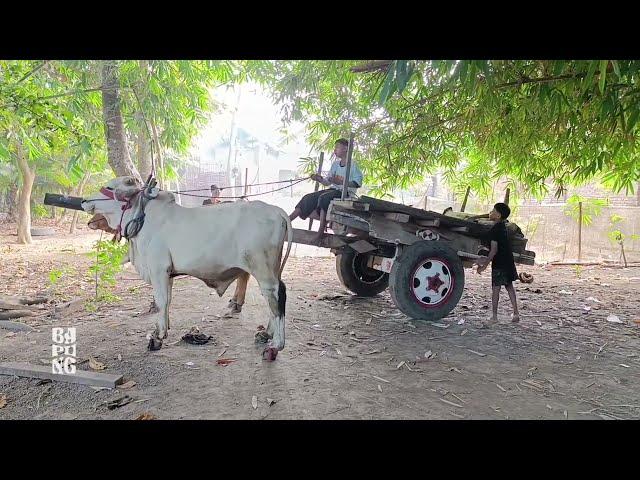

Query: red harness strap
[100,188,140,240]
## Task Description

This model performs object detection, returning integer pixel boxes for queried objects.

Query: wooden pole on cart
[308,152,325,230]
[340,133,356,201]
[504,188,511,205]
[244,168,249,196]
[460,186,471,212]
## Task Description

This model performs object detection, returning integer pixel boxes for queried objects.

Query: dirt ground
[1,220,639,420]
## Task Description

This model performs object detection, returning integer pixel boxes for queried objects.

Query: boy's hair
[335,138,349,147]
[494,202,511,220]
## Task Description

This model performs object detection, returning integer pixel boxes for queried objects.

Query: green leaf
[0,141,9,160]
[395,61,410,93]
[459,61,469,83]
[583,60,599,92]
[552,61,565,76]
[598,60,608,94]
[611,60,620,77]
[378,67,397,105]
[626,108,640,133]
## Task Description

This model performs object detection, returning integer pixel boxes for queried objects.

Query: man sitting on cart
[202,184,221,205]
[289,138,363,243]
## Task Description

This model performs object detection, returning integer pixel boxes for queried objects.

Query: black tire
[336,249,389,297]
[389,242,464,321]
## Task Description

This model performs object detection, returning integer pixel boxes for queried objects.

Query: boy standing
[475,202,520,325]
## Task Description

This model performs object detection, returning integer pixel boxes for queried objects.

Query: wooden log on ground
[0,310,35,320]
[0,295,49,307]
[0,320,35,332]
[0,362,124,388]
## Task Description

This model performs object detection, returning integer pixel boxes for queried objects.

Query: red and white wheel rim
[410,258,454,308]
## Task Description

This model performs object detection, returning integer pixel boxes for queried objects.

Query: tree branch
[350,61,393,73]
[34,84,137,102]
[17,60,50,84]
[494,72,588,89]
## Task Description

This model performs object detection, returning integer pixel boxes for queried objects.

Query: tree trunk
[136,125,152,180]
[150,119,164,189]
[15,141,35,244]
[136,60,153,181]
[69,172,91,234]
[101,61,141,181]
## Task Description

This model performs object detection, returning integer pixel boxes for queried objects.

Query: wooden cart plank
[355,196,491,235]
[292,228,347,249]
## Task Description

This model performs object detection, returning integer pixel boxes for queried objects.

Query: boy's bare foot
[511,313,520,323]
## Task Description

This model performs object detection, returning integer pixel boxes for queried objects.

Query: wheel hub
[411,259,454,307]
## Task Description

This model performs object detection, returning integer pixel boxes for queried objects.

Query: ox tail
[278,211,293,278]
[278,280,286,318]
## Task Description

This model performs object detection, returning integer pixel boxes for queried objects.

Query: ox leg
[147,270,172,351]
[167,277,174,331]
[254,272,286,361]
[226,272,250,315]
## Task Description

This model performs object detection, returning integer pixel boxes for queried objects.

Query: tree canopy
[244,60,640,199]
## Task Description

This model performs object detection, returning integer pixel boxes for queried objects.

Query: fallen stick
[439,398,463,408]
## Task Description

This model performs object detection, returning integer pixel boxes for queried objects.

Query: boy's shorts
[492,268,513,287]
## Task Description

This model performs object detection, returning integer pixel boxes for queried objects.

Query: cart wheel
[336,249,389,297]
[389,242,464,321]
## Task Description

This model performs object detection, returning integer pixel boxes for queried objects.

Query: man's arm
[326,175,359,187]
[311,173,332,186]
[327,163,362,188]
[349,162,363,189]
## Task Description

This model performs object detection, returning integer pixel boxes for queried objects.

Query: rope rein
[167,176,311,199]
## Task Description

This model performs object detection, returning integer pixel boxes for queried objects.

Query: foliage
[245,60,640,197]
[563,194,608,226]
[607,213,640,245]
[87,239,128,302]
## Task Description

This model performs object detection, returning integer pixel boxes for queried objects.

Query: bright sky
[193,82,313,174]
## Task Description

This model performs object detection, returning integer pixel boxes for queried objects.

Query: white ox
[81,176,293,361]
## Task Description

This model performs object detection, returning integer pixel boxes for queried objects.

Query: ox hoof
[262,346,278,362]
[255,330,271,344]
[147,336,163,351]
[227,299,243,313]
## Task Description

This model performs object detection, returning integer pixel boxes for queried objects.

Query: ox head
[82,176,143,232]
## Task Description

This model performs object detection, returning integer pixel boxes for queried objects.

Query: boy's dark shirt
[487,220,518,279]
